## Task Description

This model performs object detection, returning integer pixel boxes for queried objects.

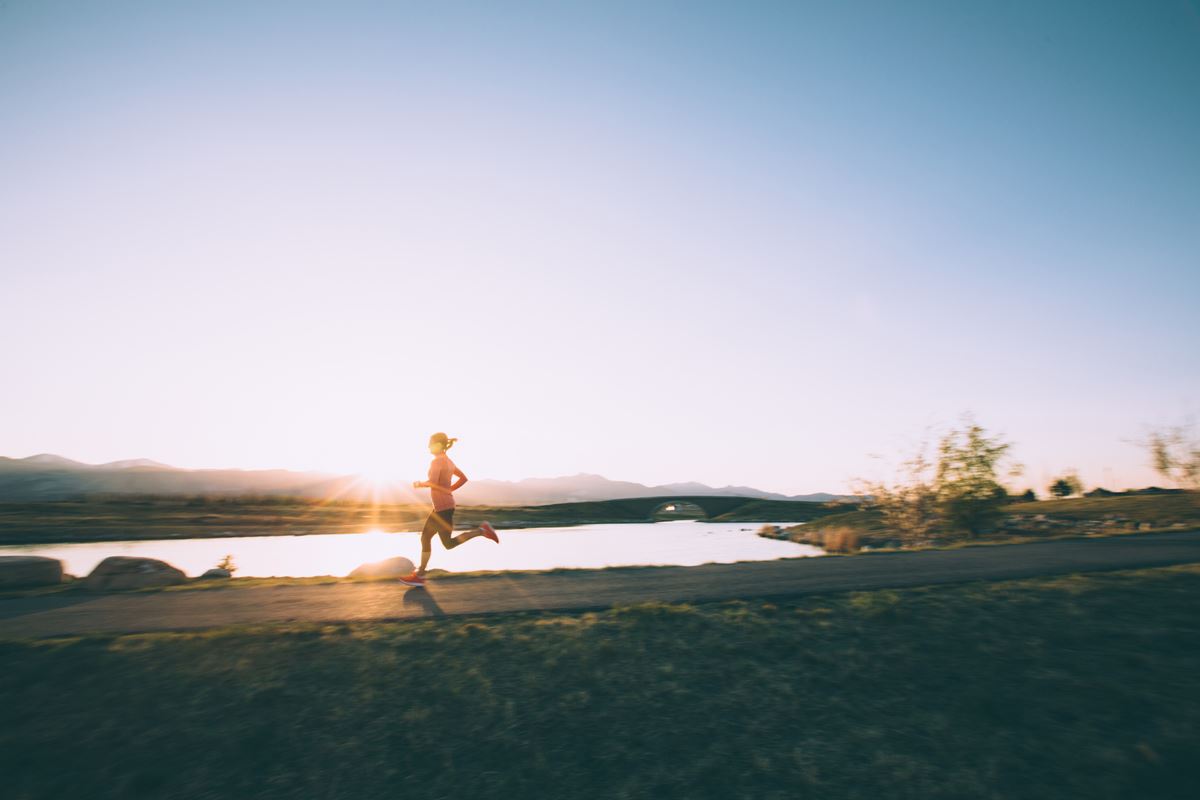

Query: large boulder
[0,556,64,589]
[85,556,187,591]
[199,567,232,579]
[349,556,415,579]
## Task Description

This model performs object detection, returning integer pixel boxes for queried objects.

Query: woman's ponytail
[430,432,458,451]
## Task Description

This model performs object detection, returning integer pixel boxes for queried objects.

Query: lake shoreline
[0,495,846,546]
[0,517,816,547]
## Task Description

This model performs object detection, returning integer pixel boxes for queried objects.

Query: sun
[354,458,404,487]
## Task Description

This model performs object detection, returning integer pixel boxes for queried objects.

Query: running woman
[400,432,499,586]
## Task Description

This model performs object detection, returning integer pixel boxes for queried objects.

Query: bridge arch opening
[650,500,708,521]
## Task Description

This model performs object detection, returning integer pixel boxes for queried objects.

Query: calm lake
[2,520,823,578]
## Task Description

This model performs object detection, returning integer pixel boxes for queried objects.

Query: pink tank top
[428,454,456,511]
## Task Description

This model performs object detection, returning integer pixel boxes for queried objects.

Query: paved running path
[3,529,1199,639]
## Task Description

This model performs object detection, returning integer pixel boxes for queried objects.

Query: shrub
[1141,422,1200,490]
[853,446,940,544]
[934,421,1020,536]
[820,526,861,553]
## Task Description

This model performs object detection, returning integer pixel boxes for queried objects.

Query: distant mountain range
[0,454,852,505]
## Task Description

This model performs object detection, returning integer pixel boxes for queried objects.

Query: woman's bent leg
[446,527,482,546]
[438,528,485,549]
[431,509,486,550]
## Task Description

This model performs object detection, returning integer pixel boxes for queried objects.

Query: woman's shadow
[401,586,444,616]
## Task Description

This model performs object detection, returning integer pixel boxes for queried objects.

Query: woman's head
[428,432,458,454]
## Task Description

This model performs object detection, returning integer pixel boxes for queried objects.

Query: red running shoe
[399,571,427,587]
[479,521,500,543]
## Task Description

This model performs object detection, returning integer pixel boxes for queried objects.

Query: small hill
[96,458,175,470]
[11,454,89,468]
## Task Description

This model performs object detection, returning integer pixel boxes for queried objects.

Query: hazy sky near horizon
[2,0,1198,495]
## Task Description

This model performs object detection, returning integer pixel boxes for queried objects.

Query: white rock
[349,556,415,579]
[85,556,187,591]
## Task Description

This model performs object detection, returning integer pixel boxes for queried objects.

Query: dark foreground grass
[3,565,1200,800]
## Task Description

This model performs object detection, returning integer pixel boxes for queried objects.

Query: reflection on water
[1,521,823,578]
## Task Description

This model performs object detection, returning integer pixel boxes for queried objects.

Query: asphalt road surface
[3,529,1199,639]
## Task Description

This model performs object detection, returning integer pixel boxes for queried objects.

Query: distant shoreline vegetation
[770,490,1200,553]
[0,495,851,546]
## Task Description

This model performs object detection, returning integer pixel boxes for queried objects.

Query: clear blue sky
[2,0,1198,494]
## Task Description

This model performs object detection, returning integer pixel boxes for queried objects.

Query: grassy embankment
[3,563,1199,799]
[769,492,1200,553]
[0,495,844,546]
[0,561,754,599]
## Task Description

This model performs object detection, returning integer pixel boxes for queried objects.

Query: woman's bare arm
[449,465,469,493]
[412,466,469,494]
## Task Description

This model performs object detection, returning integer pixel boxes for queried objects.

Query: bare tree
[1141,423,1200,490]
[853,442,941,545]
